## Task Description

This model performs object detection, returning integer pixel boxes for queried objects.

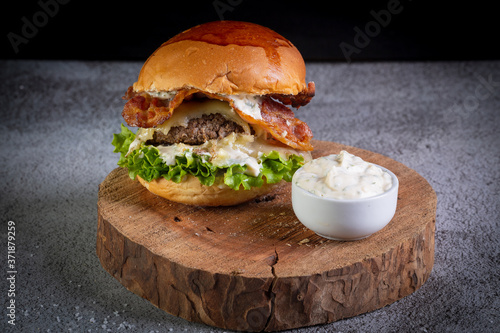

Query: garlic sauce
[294,151,393,199]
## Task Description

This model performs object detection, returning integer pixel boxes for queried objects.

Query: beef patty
[146,113,245,146]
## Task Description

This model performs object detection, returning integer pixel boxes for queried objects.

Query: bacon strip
[270,82,315,108]
[228,97,313,151]
[121,89,196,128]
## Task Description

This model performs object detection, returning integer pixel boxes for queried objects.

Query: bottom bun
[137,175,284,206]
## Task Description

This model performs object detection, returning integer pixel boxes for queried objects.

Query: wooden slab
[96,140,436,332]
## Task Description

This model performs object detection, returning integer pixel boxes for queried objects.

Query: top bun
[133,21,307,95]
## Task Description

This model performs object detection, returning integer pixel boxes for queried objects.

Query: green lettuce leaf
[111,124,305,190]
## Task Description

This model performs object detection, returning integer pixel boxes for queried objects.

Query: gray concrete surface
[1,60,499,332]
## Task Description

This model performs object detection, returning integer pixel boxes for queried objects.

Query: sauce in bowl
[293,150,393,200]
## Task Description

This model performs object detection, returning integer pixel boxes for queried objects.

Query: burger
[112,21,315,206]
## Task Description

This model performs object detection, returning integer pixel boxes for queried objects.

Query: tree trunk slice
[96,140,436,332]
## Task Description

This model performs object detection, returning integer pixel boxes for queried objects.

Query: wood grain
[96,140,436,331]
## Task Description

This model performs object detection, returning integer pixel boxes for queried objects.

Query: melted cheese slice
[156,99,252,136]
[127,99,251,153]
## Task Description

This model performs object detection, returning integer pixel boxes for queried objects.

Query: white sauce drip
[146,90,263,121]
[156,133,310,177]
[146,90,177,99]
[294,151,393,199]
[130,132,310,177]
[223,95,263,120]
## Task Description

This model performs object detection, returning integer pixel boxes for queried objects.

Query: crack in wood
[264,248,279,331]
[254,194,277,203]
[153,261,160,308]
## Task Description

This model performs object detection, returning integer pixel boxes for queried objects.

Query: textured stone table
[1,60,499,332]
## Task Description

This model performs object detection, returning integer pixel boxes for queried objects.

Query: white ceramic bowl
[291,165,399,241]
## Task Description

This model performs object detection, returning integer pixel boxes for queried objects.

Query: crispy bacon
[121,89,196,128]
[229,97,313,151]
[122,86,137,100]
[121,86,314,150]
[270,82,315,108]
[262,98,313,151]
[122,93,171,128]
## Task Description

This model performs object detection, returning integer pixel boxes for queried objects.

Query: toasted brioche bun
[137,175,284,206]
[133,21,307,95]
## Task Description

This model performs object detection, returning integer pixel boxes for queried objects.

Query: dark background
[2,0,499,62]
